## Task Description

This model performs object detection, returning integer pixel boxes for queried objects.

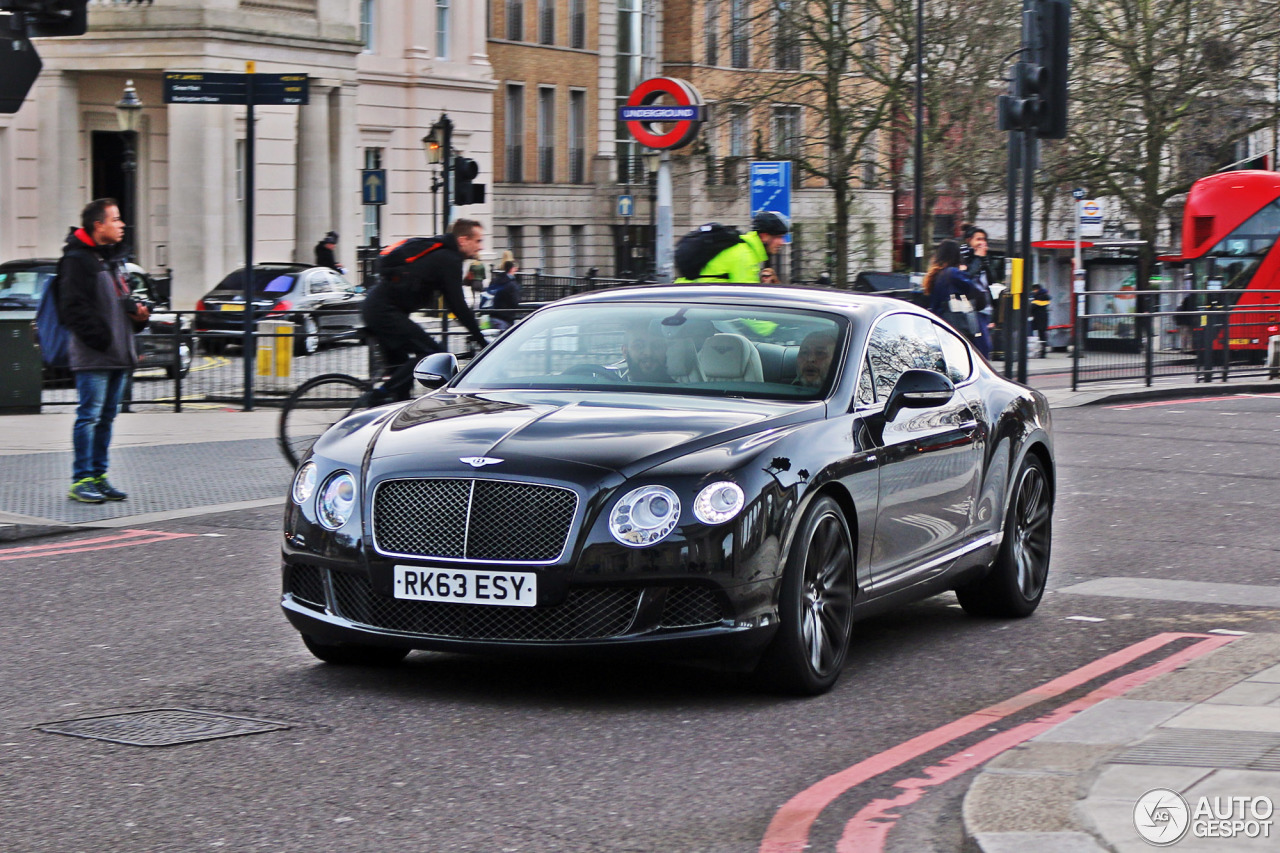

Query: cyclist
[674,210,791,283]
[362,218,489,402]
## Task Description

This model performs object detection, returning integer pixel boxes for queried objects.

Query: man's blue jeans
[72,369,128,482]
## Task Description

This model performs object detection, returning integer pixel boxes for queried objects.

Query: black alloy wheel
[956,454,1052,618]
[302,634,410,666]
[295,315,320,356]
[756,495,855,695]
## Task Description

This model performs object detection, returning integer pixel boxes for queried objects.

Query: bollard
[255,319,294,392]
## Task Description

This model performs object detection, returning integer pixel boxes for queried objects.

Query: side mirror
[883,369,955,421]
[413,352,458,389]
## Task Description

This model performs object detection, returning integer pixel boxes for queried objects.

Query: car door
[327,271,362,331]
[304,270,336,331]
[860,312,985,590]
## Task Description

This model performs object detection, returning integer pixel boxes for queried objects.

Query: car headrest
[698,333,763,381]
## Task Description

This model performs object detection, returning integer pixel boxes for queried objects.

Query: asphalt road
[2,393,1278,852]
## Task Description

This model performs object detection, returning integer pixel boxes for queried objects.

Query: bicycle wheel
[279,373,374,468]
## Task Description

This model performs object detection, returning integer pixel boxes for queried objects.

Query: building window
[570,0,586,49]
[505,84,525,183]
[540,225,556,272]
[570,224,585,274]
[360,0,376,53]
[730,0,749,68]
[506,0,524,41]
[774,2,801,70]
[616,0,647,184]
[538,0,555,45]
[704,0,718,65]
[860,131,877,187]
[508,225,524,264]
[569,89,586,184]
[772,105,801,161]
[538,86,555,183]
[729,104,749,157]
[436,0,450,59]
[363,147,383,246]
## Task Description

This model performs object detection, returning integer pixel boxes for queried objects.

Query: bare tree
[1064,0,1280,289]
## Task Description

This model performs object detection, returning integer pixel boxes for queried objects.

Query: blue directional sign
[617,194,634,217]
[362,169,386,205]
[750,161,792,243]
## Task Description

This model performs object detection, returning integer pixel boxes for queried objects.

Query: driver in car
[794,331,836,388]
[619,325,674,383]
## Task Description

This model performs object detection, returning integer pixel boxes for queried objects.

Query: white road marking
[1058,577,1280,608]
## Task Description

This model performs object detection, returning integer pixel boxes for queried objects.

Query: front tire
[302,634,409,666]
[295,315,320,356]
[956,454,1052,617]
[755,495,855,695]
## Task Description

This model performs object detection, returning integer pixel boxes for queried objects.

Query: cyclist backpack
[34,270,71,368]
[674,223,743,280]
[378,237,445,279]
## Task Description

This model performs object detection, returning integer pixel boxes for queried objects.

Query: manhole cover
[39,708,289,747]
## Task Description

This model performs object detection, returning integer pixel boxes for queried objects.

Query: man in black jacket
[58,198,149,503]
[362,218,488,401]
[314,231,345,273]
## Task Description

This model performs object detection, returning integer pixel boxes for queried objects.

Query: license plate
[1228,338,1253,346]
[393,566,537,607]
[220,303,245,312]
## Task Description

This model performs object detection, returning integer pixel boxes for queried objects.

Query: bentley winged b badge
[460,456,504,468]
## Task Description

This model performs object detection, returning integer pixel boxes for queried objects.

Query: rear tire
[278,373,374,468]
[956,454,1052,618]
[754,495,855,696]
[302,634,409,666]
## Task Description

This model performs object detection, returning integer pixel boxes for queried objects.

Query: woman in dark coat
[484,260,522,331]
[923,239,979,341]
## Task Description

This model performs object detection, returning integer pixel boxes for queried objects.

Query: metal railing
[1070,290,1280,390]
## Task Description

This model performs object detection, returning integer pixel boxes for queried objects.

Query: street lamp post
[115,79,143,261]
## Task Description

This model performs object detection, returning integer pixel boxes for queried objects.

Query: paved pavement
[2,352,1278,851]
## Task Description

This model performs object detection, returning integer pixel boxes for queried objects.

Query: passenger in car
[794,331,836,387]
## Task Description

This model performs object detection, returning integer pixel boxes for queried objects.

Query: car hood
[373,391,824,477]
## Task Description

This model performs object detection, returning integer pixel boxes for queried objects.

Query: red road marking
[1106,393,1280,410]
[836,633,1235,852]
[0,528,197,562]
[758,632,1236,853]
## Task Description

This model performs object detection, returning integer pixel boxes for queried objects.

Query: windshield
[215,268,301,296]
[0,268,55,302]
[1192,196,1280,306]
[456,302,848,400]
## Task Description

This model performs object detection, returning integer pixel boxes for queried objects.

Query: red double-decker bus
[1181,170,1280,355]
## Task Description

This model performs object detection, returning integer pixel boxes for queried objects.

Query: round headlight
[609,485,681,547]
[693,481,745,525]
[317,471,357,529]
[291,461,317,505]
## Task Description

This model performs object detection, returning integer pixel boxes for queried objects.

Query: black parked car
[195,264,364,355]
[0,258,191,379]
[281,285,1054,694]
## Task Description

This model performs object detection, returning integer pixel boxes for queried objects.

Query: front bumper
[281,562,777,665]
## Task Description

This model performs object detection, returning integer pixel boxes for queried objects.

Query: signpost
[618,77,706,281]
[617,195,634,218]
[749,161,793,244]
[164,64,309,411]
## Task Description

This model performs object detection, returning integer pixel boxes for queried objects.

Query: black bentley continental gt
[281,285,1054,694]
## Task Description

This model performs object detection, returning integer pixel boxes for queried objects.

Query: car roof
[552,283,923,319]
[0,258,58,270]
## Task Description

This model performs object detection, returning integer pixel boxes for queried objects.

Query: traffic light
[452,156,485,206]
[25,0,88,38]
[999,60,1048,132]
[1034,0,1070,140]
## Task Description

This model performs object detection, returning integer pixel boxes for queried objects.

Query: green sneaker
[69,478,107,503]
[95,476,127,501]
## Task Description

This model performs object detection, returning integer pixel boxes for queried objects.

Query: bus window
[1194,196,1280,305]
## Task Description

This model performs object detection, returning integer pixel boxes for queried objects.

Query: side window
[308,273,332,294]
[860,313,946,403]
[934,321,973,384]
[333,272,357,293]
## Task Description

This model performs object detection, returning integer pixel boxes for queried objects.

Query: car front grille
[659,587,724,628]
[373,478,578,563]
[328,569,640,641]
[287,564,326,610]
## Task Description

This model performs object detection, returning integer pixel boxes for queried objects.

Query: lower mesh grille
[329,570,641,641]
[287,564,326,609]
[660,587,725,628]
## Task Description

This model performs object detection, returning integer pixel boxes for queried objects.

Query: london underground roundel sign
[619,77,706,150]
